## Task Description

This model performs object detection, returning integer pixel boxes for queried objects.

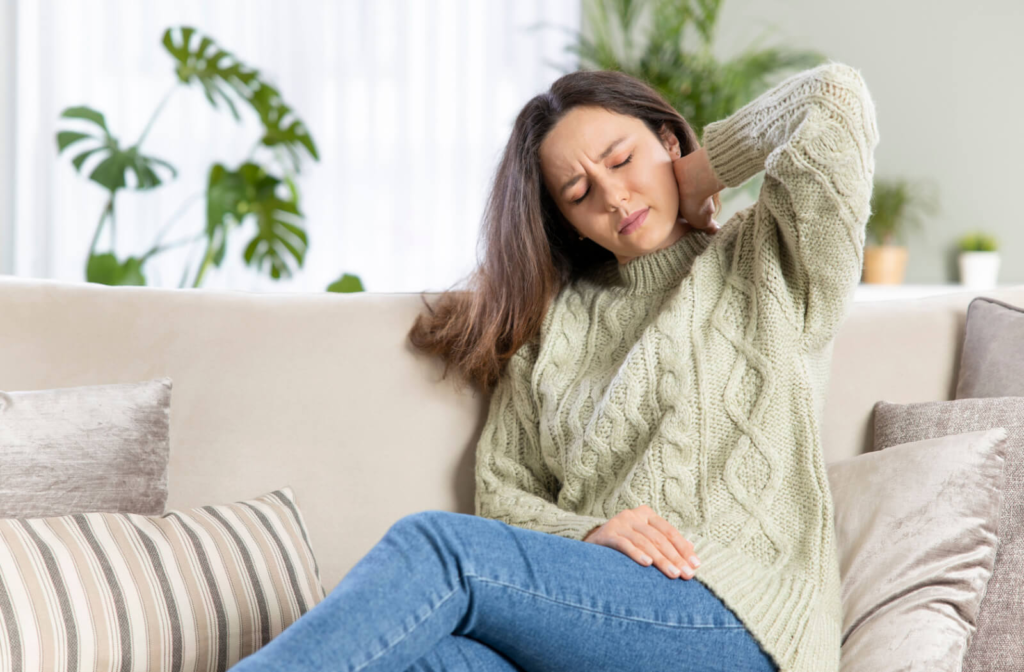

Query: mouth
[618,207,650,234]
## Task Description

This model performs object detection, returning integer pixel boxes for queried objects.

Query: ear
[658,123,682,159]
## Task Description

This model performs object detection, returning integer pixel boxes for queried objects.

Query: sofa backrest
[1,276,1023,589]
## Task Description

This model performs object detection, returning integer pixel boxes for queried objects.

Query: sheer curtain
[7,0,581,293]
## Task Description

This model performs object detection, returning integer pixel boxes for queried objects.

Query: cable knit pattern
[474,62,879,672]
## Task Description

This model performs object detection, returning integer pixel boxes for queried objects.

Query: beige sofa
[1,275,1023,594]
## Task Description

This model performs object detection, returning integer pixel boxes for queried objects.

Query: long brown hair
[407,69,719,396]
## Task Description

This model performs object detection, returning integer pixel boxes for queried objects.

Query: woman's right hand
[582,505,701,580]
[672,146,726,234]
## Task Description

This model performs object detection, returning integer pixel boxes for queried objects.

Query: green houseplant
[862,176,939,284]
[957,231,1001,289]
[549,0,827,203]
[56,26,364,293]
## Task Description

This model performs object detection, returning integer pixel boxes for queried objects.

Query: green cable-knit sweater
[474,61,879,672]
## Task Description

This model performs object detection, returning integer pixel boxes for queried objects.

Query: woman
[234,60,878,672]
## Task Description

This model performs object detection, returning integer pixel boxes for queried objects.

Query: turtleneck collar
[592,228,715,295]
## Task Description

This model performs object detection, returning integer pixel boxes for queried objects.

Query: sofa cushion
[0,377,172,517]
[955,296,1024,399]
[827,427,1008,672]
[874,397,1024,672]
[0,487,324,671]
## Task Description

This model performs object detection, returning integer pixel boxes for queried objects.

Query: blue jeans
[231,510,779,672]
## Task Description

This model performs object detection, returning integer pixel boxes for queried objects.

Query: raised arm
[474,340,609,542]
[702,61,880,347]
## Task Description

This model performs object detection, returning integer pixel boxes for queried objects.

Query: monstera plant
[56,25,364,292]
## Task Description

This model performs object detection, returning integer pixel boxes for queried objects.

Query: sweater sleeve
[701,61,880,346]
[474,341,609,542]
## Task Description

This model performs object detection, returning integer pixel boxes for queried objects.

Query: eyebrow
[559,136,629,196]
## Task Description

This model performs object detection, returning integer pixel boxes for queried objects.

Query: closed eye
[572,153,633,205]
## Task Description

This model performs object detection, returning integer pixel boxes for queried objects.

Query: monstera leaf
[206,162,308,281]
[248,82,319,172]
[161,26,259,122]
[162,26,318,172]
[56,106,177,192]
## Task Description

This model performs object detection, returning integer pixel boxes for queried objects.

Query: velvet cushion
[0,377,172,517]
[874,396,1024,671]
[955,297,1024,399]
[827,427,1008,672]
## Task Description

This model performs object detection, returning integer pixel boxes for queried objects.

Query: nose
[598,175,629,213]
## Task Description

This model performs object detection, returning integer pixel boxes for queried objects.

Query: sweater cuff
[541,512,609,542]
[701,107,767,189]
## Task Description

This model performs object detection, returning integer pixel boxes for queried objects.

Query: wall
[712,0,1023,283]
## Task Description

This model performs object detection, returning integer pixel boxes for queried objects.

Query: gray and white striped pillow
[0,487,325,672]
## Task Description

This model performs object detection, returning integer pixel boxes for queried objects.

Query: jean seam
[351,585,461,672]
[464,573,747,630]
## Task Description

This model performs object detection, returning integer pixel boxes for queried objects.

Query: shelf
[853,283,1016,302]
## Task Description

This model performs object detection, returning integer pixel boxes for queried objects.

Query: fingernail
[640,555,652,565]
[681,565,695,578]
[667,564,680,577]
[688,555,701,568]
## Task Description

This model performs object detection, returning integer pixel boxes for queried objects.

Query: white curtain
[7,0,581,293]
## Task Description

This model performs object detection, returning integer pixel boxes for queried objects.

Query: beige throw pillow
[0,487,324,671]
[0,377,172,517]
[873,397,1024,672]
[827,427,1008,672]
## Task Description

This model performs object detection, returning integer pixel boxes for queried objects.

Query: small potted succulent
[957,231,1000,289]
[862,177,939,284]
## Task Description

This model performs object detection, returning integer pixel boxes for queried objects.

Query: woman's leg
[401,634,524,672]
[231,510,778,672]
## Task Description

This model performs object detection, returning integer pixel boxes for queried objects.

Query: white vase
[958,251,1001,289]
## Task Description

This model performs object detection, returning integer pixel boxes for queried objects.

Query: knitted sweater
[474,61,879,672]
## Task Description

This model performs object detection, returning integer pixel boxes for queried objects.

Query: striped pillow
[0,487,325,672]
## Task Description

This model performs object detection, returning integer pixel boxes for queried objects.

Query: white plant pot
[958,251,1001,289]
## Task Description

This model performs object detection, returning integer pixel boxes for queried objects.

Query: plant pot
[862,245,908,284]
[958,251,1001,289]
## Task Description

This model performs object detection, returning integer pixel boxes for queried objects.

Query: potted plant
[56,26,364,293]
[862,177,939,284]
[957,231,1000,289]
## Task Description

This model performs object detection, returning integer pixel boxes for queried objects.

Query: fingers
[620,530,682,579]
[680,214,720,234]
[597,506,702,580]
[604,530,657,570]
[647,516,700,574]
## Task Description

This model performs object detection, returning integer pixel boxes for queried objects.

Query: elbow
[816,62,880,153]
[816,61,870,103]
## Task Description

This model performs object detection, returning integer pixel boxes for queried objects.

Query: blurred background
[0,0,1020,296]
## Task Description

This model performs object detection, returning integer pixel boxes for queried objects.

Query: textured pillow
[955,296,1024,399]
[0,377,172,517]
[874,397,1024,672]
[0,487,325,671]
[827,427,1008,672]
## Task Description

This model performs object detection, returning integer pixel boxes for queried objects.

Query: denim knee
[388,509,454,538]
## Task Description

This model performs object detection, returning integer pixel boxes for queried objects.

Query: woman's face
[539,106,690,265]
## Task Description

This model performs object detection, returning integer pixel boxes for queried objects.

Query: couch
[1,275,1023,664]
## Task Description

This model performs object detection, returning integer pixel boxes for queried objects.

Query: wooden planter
[862,245,908,284]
